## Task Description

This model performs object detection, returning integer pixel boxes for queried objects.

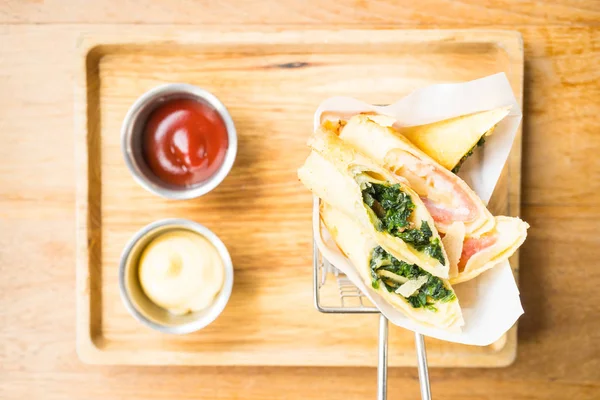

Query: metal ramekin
[121,83,237,200]
[118,218,234,334]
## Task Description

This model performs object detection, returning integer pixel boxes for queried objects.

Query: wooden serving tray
[75,29,523,366]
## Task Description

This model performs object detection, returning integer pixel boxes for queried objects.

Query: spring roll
[321,203,463,329]
[333,114,495,236]
[298,128,449,278]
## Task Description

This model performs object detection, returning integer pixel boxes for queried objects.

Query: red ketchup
[142,99,228,187]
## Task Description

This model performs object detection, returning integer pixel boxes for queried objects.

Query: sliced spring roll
[321,203,463,329]
[298,128,449,278]
[398,106,511,172]
[443,216,529,284]
[333,114,495,236]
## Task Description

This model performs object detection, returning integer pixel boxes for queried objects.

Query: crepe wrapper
[313,73,523,346]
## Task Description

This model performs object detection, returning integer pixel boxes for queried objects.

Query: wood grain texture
[1,0,600,25]
[1,20,600,400]
[75,29,522,366]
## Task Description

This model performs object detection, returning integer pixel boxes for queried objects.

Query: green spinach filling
[370,246,455,310]
[361,183,445,265]
[451,135,486,173]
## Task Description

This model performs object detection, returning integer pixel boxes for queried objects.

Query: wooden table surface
[1,1,599,399]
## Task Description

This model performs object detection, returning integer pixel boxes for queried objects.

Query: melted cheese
[395,275,429,298]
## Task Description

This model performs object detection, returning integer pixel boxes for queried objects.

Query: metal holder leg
[377,315,388,400]
[315,239,432,399]
[377,317,432,400]
[415,332,432,400]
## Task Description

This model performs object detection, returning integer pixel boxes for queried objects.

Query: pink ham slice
[418,167,478,225]
[397,153,479,226]
[458,235,498,272]
[421,195,474,225]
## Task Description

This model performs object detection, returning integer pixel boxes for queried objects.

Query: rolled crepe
[321,202,464,329]
[398,106,511,172]
[334,114,495,236]
[298,128,449,278]
[444,216,529,284]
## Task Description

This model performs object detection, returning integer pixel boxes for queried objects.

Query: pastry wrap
[321,203,463,329]
[298,128,449,278]
[397,107,511,171]
[444,216,529,284]
[335,114,495,236]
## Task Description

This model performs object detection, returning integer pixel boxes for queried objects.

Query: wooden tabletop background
[1,1,599,399]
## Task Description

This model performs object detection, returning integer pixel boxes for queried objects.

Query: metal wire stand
[313,241,432,400]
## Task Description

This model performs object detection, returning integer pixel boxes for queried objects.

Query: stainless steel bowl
[121,83,237,200]
[118,218,234,334]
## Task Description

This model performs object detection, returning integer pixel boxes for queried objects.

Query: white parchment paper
[313,73,523,346]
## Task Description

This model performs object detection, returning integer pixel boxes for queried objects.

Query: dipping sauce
[142,98,229,187]
[138,230,225,315]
